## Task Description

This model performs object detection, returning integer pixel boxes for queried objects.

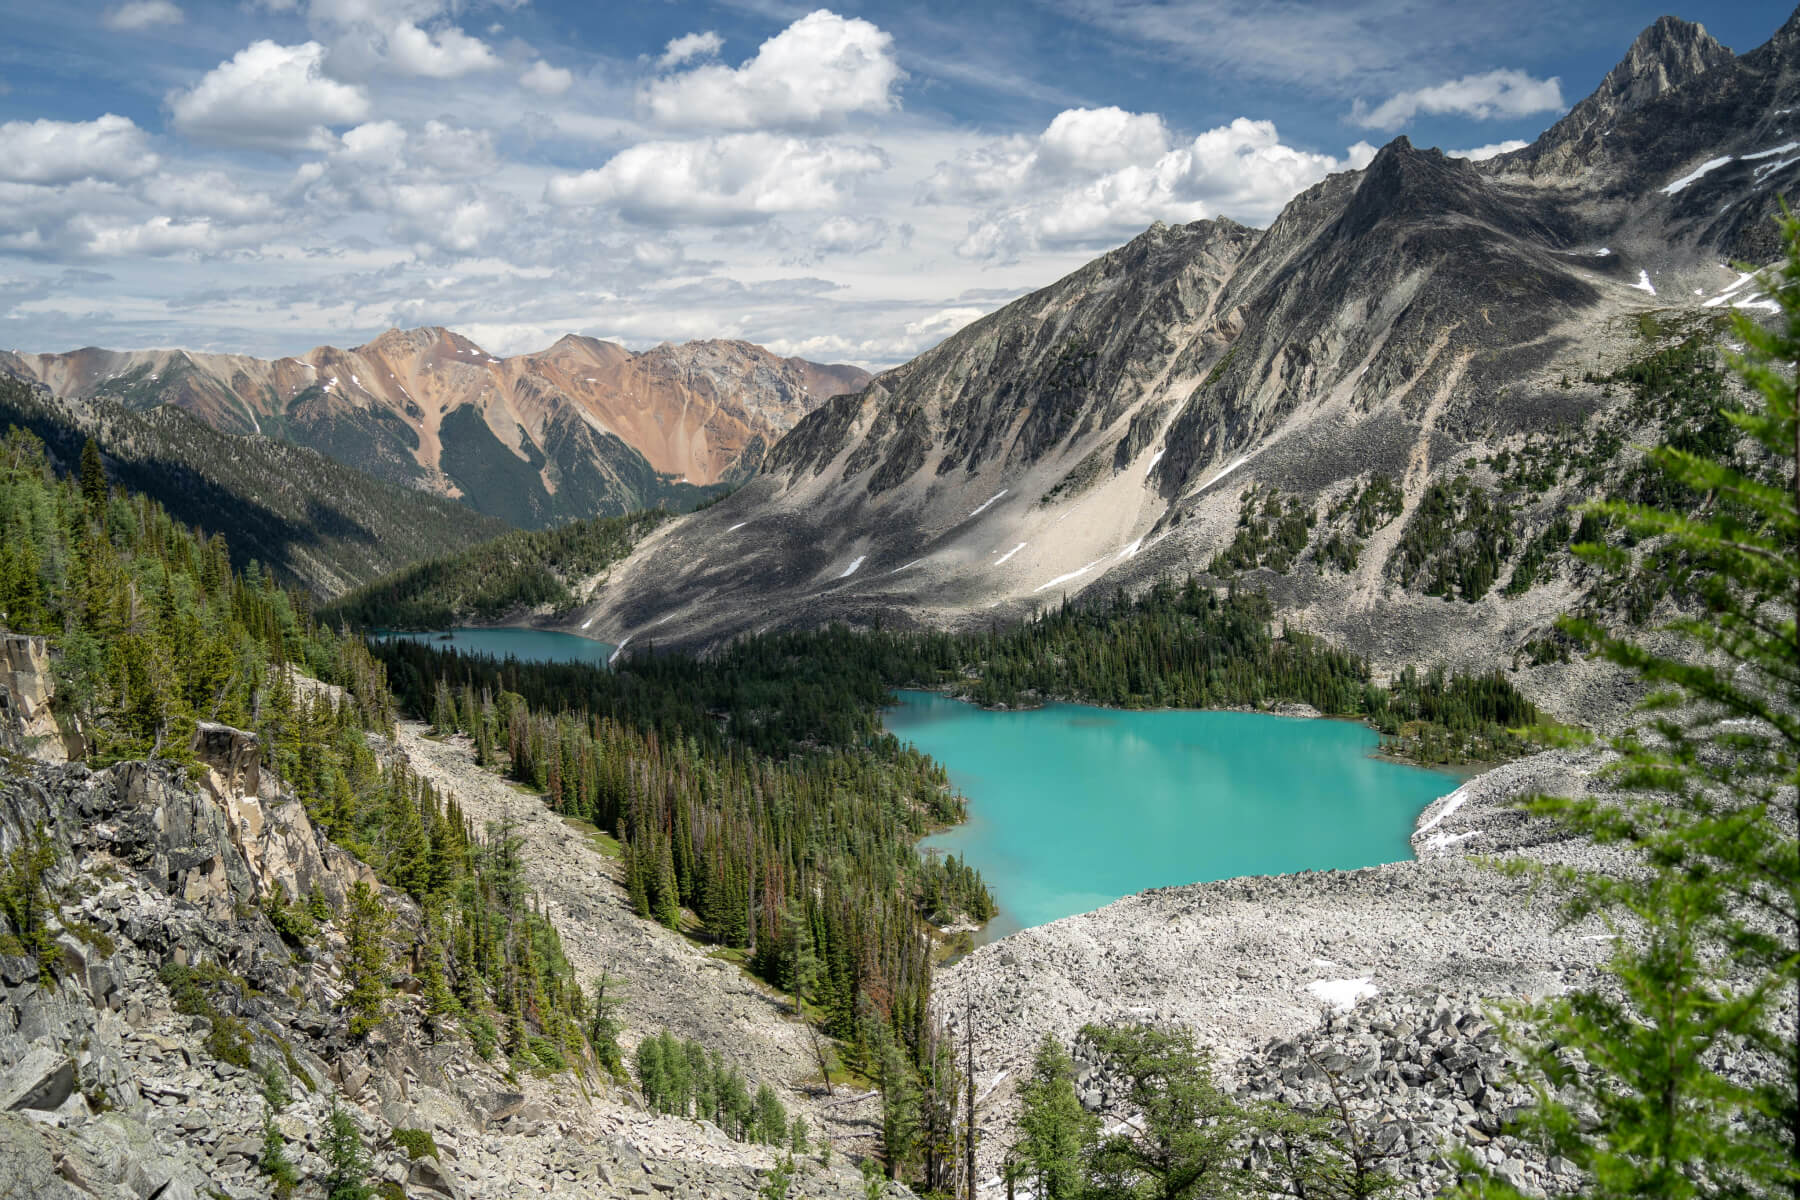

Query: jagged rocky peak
[358,325,446,356]
[1513,14,1732,173]
[1595,16,1731,113]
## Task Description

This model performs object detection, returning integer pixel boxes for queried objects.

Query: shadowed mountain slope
[0,375,506,596]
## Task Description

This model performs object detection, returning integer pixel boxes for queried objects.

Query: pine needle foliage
[1458,211,1800,1198]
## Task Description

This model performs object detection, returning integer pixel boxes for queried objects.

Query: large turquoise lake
[886,691,1458,939]
[377,628,616,666]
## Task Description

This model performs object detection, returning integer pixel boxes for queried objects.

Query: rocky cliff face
[568,8,1800,722]
[0,634,73,762]
[1516,16,1734,178]
[3,332,869,529]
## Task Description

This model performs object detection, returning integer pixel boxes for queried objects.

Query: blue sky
[0,0,1790,365]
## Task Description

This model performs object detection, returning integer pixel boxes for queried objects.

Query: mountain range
[565,10,1798,701]
[0,373,509,596]
[1,331,868,529]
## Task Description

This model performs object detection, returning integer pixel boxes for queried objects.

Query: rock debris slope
[0,712,902,1200]
[3,331,868,529]
[934,746,1628,1194]
[572,9,1800,710]
[391,723,888,1150]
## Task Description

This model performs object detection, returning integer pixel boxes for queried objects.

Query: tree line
[319,508,669,630]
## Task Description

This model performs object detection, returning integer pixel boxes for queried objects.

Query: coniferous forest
[319,508,671,630]
[0,396,1541,1158]
[361,567,1540,1076]
[0,424,600,1071]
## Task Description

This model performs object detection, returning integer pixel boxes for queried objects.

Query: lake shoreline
[888,689,1462,942]
[932,743,1612,1187]
[886,681,1524,771]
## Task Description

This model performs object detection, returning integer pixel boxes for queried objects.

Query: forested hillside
[0,423,599,1070]
[321,509,671,629]
[0,374,507,597]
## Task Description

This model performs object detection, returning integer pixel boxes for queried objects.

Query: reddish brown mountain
[5,329,868,527]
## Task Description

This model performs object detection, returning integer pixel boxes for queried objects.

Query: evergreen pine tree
[320,1102,371,1200]
[343,880,391,1038]
[1459,210,1800,1199]
[1015,1033,1097,1200]
[0,822,59,981]
[880,1042,921,1180]
[654,834,681,928]
[587,969,625,1078]
[79,437,106,510]
[1079,1023,1250,1200]
[754,1082,789,1146]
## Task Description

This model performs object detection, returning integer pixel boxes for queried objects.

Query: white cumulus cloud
[383,21,499,79]
[1446,139,1530,161]
[546,133,888,225]
[935,111,1373,260]
[0,114,159,185]
[642,10,902,132]
[141,170,279,222]
[103,1,183,30]
[1037,107,1171,177]
[72,215,259,257]
[168,40,370,152]
[295,118,506,252]
[520,60,573,95]
[811,214,888,256]
[1351,70,1563,131]
[923,106,1174,204]
[658,31,723,69]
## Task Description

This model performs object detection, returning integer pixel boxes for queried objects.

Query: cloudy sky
[0,0,1786,367]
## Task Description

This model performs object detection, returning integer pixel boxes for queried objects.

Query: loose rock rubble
[0,735,905,1200]
[936,748,1626,1192]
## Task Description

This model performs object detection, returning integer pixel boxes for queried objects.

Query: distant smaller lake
[377,627,616,667]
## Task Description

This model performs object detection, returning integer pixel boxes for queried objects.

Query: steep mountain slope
[4,331,868,528]
[569,9,1800,718]
[0,375,506,596]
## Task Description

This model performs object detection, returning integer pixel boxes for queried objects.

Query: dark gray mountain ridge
[567,6,1800,726]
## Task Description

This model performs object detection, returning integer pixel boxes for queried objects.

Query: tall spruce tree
[343,880,391,1038]
[1460,212,1800,1198]
[78,436,106,509]
[1016,1032,1098,1200]
[881,1041,922,1180]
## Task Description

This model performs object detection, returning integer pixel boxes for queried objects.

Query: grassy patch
[561,815,621,859]
[158,961,255,1068]
[391,1127,439,1160]
[63,918,117,958]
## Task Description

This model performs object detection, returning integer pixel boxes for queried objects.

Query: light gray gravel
[936,747,1625,1188]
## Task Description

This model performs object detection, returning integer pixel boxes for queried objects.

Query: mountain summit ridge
[564,6,1800,684]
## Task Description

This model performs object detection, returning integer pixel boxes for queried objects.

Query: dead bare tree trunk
[965,999,977,1200]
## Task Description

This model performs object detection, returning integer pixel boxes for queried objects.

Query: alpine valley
[0,8,1796,1200]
